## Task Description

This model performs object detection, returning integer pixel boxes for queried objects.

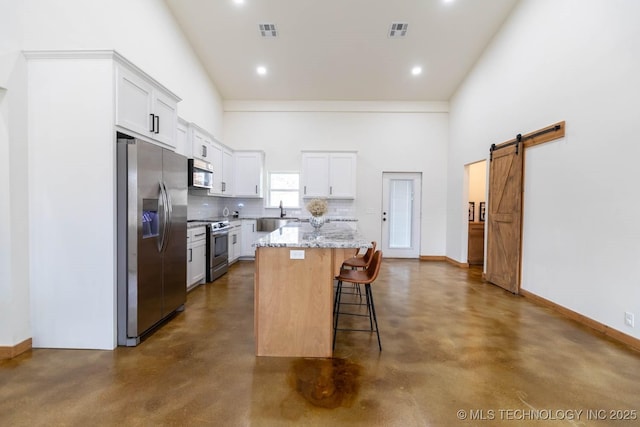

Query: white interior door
[381,173,421,258]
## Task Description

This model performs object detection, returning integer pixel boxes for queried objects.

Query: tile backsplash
[188,192,355,220]
[187,192,222,220]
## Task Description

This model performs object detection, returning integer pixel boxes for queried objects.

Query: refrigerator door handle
[162,181,173,252]
[157,182,165,252]
[157,181,170,253]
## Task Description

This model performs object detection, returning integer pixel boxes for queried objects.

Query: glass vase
[310,215,325,229]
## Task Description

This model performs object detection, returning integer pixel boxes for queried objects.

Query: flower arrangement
[306,198,328,217]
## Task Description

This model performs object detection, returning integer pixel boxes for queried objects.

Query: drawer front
[188,227,207,243]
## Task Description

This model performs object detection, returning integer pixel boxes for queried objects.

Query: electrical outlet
[289,250,305,260]
[624,312,635,328]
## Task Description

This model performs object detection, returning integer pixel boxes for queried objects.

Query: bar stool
[342,241,376,270]
[333,250,383,351]
[339,242,377,301]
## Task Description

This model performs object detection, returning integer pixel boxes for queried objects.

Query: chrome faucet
[279,200,286,218]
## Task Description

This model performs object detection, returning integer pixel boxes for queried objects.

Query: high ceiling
[164,0,520,102]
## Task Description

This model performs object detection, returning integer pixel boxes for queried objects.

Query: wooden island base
[254,246,354,357]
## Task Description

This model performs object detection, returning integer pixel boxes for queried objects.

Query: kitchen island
[254,222,371,357]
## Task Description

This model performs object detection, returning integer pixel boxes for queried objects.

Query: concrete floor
[1,260,639,426]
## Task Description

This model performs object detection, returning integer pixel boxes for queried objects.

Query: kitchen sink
[256,217,297,232]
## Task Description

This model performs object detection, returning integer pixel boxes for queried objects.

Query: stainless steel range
[206,220,231,282]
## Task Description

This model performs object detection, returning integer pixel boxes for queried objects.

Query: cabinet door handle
[252,224,255,232]
[304,186,307,195]
[154,115,160,134]
[202,145,207,157]
[233,235,237,244]
[255,185,258,194]
[222,182,226,192]
[149,114,155,132]
[194,232,206,237]
[330,186,333,195]
[188,248,192,262]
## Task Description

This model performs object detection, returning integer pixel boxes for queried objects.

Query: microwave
[188,158,213,189]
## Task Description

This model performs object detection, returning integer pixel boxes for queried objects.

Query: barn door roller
[489,124,563,161]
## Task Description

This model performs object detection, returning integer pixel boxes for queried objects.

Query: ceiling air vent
[259,23,278,38]
[388,22,408,38]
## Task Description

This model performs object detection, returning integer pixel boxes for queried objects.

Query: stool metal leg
[333,280,342,318]
[333,280,343,350]
[366,284,382,351]
[353,283,362,301]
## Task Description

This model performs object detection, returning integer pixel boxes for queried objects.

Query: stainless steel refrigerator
[117,134,187,346]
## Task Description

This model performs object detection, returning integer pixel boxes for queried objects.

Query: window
[268,172,300,208]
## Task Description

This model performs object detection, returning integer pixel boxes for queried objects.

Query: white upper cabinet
[327,152,357,198]
[152,90,178,146]
[187,123,234,196]
[301,152,330,198]
[175,117,191,158]
[221,147,234,196]
[190,125,214,162]
[209,142,223,194]
[234,151,264,198]
[115,63,179,148]
[207,140,234,197]
[301,151,357,199]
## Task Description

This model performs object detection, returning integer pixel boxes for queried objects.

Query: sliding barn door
[485,143,523,294]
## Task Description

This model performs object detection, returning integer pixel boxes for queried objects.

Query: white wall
[0,87,10,346]
[448,0,640,338]
[28,56,116,349]
[0,0,224,349]
[21,0,223,137]
[1,1,31,349]
[223,102,449,256]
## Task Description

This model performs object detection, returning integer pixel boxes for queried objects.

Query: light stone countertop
[254,222,371,249]
[236,216,357,222]
[187,221,209,230]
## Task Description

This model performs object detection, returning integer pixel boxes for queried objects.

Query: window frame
[267,171,301,208]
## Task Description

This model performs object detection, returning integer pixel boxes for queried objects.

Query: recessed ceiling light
[256,66,267,76]
[233,0,245,5]
[411,66,423,76]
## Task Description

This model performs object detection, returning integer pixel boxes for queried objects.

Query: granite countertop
[188,216,358,230]
[187,221,209,229]
[235,216,357,222]
[254,222,371,249]
[303,216,358,222]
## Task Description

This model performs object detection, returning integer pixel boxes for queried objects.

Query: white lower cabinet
[229,221,242,263]
[187,227,207,290]
[240,220,268,258]
[241,220,257,257]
